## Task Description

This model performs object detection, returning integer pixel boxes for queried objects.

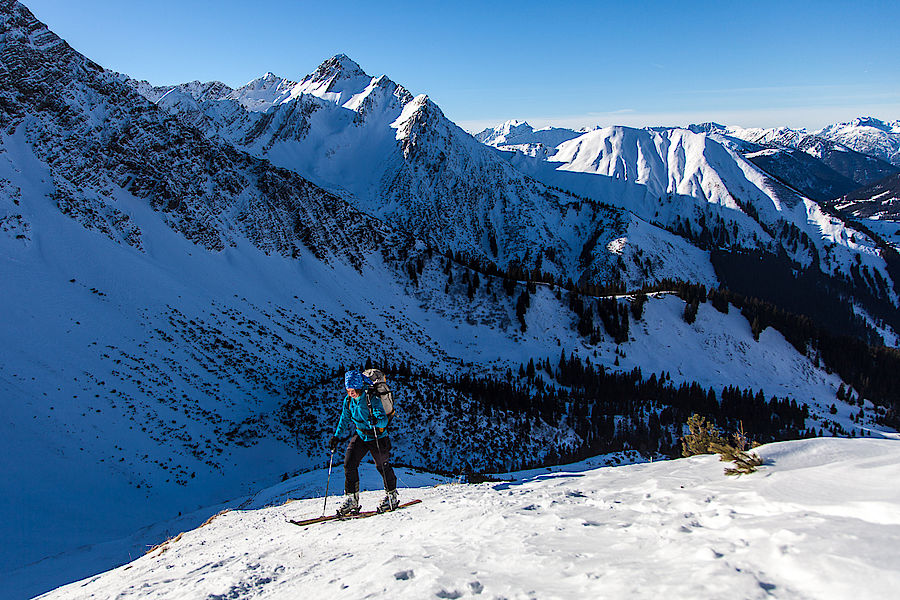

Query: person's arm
[333,397,351,438]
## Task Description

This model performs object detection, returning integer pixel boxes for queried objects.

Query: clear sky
[21,0,900,133]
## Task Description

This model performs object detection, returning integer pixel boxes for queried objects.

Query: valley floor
[37,437,900,600]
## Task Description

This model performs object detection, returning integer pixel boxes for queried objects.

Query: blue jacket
[334,392,389,442]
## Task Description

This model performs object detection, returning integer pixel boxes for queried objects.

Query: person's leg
[367,437,397,491]
[343,434,367,495]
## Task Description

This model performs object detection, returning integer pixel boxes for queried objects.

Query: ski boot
[336,492,360,517]
[376,489,400,513]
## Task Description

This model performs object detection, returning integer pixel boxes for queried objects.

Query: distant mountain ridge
[130,59,899,304]
[692,121,900,187]
[819,117,900,167]
[474,119,581,157]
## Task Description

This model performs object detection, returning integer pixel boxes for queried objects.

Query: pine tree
[710,422,763,476]
[681,414,726,457]
[683,299,699,324]
[516,290,530,331]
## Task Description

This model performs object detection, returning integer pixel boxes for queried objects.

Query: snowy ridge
[37,438,900,600]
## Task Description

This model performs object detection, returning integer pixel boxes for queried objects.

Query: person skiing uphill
[330,370,399,516]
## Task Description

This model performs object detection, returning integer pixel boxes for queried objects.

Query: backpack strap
[364,388,389,436]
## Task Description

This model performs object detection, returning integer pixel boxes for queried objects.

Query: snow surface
[37,438,900,600]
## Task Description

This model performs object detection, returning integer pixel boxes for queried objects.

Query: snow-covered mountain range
[123,56,706,289]
[475,118,900,341]
[2,0,899,597]
[129,58,900,317]
[479,118,900,209]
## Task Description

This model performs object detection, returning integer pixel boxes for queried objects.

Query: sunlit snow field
[38,438,900,600]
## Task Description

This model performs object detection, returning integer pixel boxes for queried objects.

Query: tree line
[372,353,812,465]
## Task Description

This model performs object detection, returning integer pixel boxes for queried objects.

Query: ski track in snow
[37,438,900,600]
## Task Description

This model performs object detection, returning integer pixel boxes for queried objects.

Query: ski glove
[329,436,340,451]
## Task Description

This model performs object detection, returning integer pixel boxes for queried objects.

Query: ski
[288,499,422,527]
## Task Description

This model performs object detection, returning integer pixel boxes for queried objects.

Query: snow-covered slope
[1,157,875,595]
[37,438,900,600]
[684,126,862,203]
[1,91,869,596]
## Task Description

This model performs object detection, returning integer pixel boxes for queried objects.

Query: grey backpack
[363,368,395,423]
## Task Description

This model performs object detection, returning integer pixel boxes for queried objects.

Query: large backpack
[363,368,394,425]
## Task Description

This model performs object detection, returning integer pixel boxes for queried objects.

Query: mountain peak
[227,72,297,112]
[307,53,368,85]
[503,118,530,128]
[686,122,727,135]
[238,71,295,91]
[849,116,891,131]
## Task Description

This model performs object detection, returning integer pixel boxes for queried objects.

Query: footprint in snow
[394,569,414,580]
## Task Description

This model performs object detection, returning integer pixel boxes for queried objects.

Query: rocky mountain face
[0,2,409,267]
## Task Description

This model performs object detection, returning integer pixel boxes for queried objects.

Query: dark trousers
[344,434,397,494]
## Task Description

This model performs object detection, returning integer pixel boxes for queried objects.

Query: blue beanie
[344,370,371,390]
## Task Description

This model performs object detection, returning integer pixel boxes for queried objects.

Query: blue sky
[23,0,900,132]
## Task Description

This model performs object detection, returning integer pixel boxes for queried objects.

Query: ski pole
[364,388,391,493]
[322,448,335,515]
[365,388,408,497]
